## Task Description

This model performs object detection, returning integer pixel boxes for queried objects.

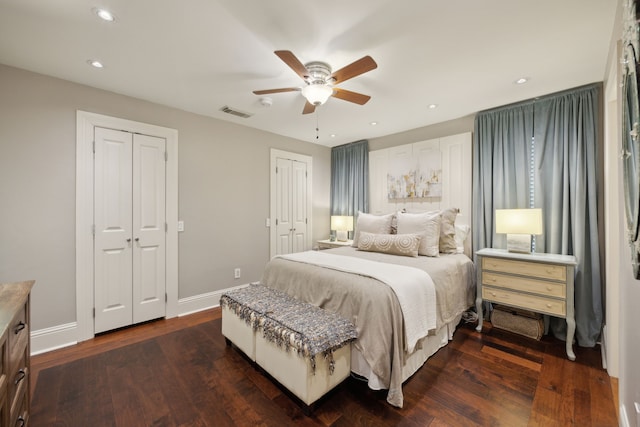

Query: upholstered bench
[220,284,357,408]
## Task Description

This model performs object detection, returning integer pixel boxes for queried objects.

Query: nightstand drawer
[482,257,566,281]
[482,287,566,316]
[482,272,566,299]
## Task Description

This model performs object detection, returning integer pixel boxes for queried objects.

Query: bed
[260,210,475,408]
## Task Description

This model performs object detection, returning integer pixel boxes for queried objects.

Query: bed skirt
[350,313,463,389]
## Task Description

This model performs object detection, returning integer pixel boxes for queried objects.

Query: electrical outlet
[265,218,270,227]
[234,268,241,279]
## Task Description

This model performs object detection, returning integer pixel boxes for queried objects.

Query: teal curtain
[472,103,533,252]
[534,85,602,347]
[473,83,603,347]
[331,140,369,220]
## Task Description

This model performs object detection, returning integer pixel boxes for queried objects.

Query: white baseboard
[30,284,251,355]
[177,283,249,316]
[30,321,78,355]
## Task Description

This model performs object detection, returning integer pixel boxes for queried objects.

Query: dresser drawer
[0,390,7,427]
[482,272,566,299]
[8,303,28,371]
[482,257,566,281]
[10,384,28,427]
[0,332,6,400]
[8,350,27,414]
[482,286,566,317]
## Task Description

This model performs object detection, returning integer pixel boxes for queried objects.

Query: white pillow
[352,212,394,247]
[454,224,470,254]
[396,211,441,257]
[439,207,459,254]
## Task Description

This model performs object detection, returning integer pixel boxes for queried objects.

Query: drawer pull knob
[16,416,25,427]
[490,292,497,297]
[14,369,26,385]
[546,303,552,308]
[14,321,26,334]
[546,286,553,291]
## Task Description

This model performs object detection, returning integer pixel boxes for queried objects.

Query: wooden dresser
[474,248,577,360]
[0,281,34,427]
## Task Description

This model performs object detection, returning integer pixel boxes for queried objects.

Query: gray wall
[368,115,475,150]
[0,64,331,330]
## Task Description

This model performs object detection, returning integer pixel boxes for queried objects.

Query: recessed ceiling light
[515,77,529,85]
[330,134,336,138]
[428,104,438,109]
[87,60,104,68]
[370,121,378,126]
[94,8,116,22]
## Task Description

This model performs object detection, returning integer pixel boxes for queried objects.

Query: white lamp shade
[495,209,543,235]
[302,84,333,105]
[330,215,354,232]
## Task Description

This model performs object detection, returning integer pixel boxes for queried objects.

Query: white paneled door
[94,127,166,334]
[275,157,308,255]
[271,150,311,257]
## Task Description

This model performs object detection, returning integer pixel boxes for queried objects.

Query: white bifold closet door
[94,127,167,334]
[274,157,308,255]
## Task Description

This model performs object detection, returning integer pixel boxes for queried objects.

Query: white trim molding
[269,149,313,258]
[75,111,179,343]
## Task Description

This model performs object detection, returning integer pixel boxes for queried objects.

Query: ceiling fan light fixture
[302,84,333,105]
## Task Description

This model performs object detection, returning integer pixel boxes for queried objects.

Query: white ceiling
[0,0,618,147]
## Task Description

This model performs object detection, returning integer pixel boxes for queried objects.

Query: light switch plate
[177,220,184,232]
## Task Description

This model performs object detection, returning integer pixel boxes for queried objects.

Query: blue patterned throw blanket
[220,284,357,374]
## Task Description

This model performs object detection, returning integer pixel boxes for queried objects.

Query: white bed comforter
[278,251,436,353]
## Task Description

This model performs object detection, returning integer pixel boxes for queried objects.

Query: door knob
[126,238,132,243]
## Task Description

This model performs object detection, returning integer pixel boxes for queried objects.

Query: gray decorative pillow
[357,231,421,257]
[439,207,459,254]
[352,212,394,247]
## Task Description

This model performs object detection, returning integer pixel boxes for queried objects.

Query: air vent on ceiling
[220,105,252,119]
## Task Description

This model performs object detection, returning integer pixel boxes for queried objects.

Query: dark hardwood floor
[30,308,618,426]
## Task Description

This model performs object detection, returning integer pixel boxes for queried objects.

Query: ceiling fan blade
[253,87,299,95]
[332,88,371,105]
[302,101,316,114]
[330,56,377,84]
[275,50,309,80]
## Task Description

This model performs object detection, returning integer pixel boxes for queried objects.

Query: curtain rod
[477,82,601,116]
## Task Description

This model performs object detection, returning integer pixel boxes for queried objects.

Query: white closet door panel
[94,127,133,333]
[291,160,307,252]
[275,157,293,255]
[277,234,290,256]
[132,134,166,323]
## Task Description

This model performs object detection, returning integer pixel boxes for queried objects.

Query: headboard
[369,132,473,249]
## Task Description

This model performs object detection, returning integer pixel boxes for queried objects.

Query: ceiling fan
[253,50,377,114]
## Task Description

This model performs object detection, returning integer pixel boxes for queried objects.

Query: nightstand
[475,248,578,361]
[317,239,353,249]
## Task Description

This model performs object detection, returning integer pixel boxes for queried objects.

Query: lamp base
[506,234,532,253]
[336,230,348,242]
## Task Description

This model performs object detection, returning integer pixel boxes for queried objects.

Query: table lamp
[330,215,354,242]
[495,208,543,253]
